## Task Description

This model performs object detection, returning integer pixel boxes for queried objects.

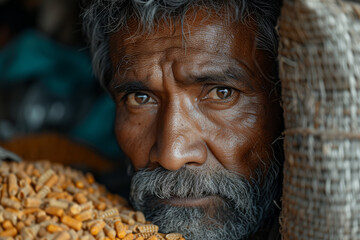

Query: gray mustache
[130,166,261,210]
[129,164,281,240]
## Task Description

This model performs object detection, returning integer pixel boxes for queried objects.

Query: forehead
[108,10,259,78]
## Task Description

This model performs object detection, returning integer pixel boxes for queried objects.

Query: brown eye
[208,87,233,100]
[135,93,150,104]
[126,92,155,106]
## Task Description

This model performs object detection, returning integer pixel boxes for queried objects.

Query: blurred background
[0,0,130,198]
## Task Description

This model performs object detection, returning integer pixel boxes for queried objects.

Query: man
[83,1,283,239]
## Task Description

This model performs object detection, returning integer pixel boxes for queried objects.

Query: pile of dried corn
[0,161,184,240]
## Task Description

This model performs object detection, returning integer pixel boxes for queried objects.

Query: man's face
[109,10,282,240]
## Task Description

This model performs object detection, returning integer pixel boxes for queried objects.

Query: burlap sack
[279,0,360,239]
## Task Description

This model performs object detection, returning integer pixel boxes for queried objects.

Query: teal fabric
[0,30,122,159]
[0,30,93,97]
[70,94,124,159]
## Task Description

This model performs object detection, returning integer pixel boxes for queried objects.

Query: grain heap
[0,161,184,240]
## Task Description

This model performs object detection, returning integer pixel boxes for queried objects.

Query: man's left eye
[207,87,233,100]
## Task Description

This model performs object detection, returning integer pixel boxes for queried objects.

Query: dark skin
[109,9,282,208]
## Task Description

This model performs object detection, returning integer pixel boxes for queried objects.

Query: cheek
[204,97,272,177]
[114,108,155,168]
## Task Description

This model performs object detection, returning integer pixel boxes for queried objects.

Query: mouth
[163,195,223,207]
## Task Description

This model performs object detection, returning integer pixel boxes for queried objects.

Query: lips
[163,195,223,207]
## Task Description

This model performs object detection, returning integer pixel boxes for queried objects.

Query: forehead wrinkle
[110,17,257,89]
[121,23,230,56]
[113,24,235,73]
[124,34,184,52]
[113,44,254,92]
[114,48,163,78]
[169,53,256,90]
[171,51,245,77]
[124,31,183,44]
[123,14,225,45]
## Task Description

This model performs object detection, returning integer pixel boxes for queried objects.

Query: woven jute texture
[279,0,360,239]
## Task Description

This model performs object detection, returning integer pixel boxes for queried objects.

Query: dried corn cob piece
[0,161,184,239]
[36,169,55,191]
[165,233,183,240]
[48,199,69,209]
[103,224,116,240]
[135,212,145,224]
[1,197,21,209]
[44,174,59,189]
[120,214,135,225]
[74,209,93,222]
[36,186,51,199]
[47,224,65,233]
[122,233,134,240]
[2,220,13,229]
[90,220,106,236]
[147,235,159,240]
[137,225,159,234]
[45,207,65,218]
[53,231,71,240]
[61,216,82,231]
[98,208,119,219]
[8,173,19,197]
[0,227,17,237]
[114,221,127,238]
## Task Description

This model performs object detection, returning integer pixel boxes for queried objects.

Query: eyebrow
[113,80,150,94]
[110,65,254,95]
[188,66,254,90]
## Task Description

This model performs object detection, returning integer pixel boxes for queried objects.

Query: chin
[140,196,253,240]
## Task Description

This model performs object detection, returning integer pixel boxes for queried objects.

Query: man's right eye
[126,92,156,106]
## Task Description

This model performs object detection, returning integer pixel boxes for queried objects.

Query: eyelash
[121,92,157,106]
[203,85,237,99]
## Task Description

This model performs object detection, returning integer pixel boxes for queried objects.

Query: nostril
[150,135,207,171]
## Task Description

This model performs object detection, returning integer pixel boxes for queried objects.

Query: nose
[149,101,207,171]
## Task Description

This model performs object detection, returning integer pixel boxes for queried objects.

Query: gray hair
[82,0,281,88]
[130,162,281,239]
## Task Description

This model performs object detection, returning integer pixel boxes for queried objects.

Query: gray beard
[130,164,280,240]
